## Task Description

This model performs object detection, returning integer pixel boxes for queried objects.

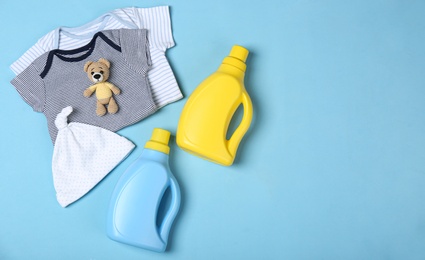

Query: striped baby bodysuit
[10,6,182,108]
[11,29,157,143]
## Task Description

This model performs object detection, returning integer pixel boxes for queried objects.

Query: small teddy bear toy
[83,58,120,116]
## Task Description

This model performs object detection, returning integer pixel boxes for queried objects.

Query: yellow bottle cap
[222,45,249,72]
[229,45,249,62]
[145,128,171,154]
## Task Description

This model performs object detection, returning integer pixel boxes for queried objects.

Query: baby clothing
[11,7,183,208]
[10,6,182,108]
[53,106,135,207]
[11,29,157,143]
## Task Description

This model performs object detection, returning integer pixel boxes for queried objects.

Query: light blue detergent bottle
[107,128,181,252]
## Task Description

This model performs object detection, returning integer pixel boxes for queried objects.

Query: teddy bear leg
[108,97,119,114]
[96,100,107,116]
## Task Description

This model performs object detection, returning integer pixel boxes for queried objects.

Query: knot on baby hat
[54,106,73,130]
[52,106,135,207]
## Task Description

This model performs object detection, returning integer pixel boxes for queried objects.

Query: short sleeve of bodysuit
[10,31,55,75]
[119,29,152,76]
[10,64,46,112]
[128,6,175,52]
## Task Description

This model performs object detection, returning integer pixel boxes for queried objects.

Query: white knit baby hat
[52,106,135,207]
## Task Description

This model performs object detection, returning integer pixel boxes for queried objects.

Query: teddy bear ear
[84,61,93,72]
[98,58,110,68]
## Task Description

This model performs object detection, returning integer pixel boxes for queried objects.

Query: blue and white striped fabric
[11,29,158,144]
[10,6,182,108]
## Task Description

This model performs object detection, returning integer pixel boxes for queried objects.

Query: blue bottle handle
[159,176,181,244]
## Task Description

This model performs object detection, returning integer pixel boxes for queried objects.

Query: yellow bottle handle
[227,91,253,158]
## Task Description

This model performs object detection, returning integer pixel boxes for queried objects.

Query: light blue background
[1,0,425,259]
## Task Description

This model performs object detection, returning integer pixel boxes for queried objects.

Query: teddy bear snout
[92,73,103,82]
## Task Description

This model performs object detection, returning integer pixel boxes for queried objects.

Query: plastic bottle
[176,45,253,166]
[106,128,181,252]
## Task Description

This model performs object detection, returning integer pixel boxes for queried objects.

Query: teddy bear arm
[107,83,121,95]
[83,85,97,97]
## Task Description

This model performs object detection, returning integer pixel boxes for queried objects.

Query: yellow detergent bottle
[176,45,253,166]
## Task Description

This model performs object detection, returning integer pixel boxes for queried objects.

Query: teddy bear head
[84,58,111,83]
